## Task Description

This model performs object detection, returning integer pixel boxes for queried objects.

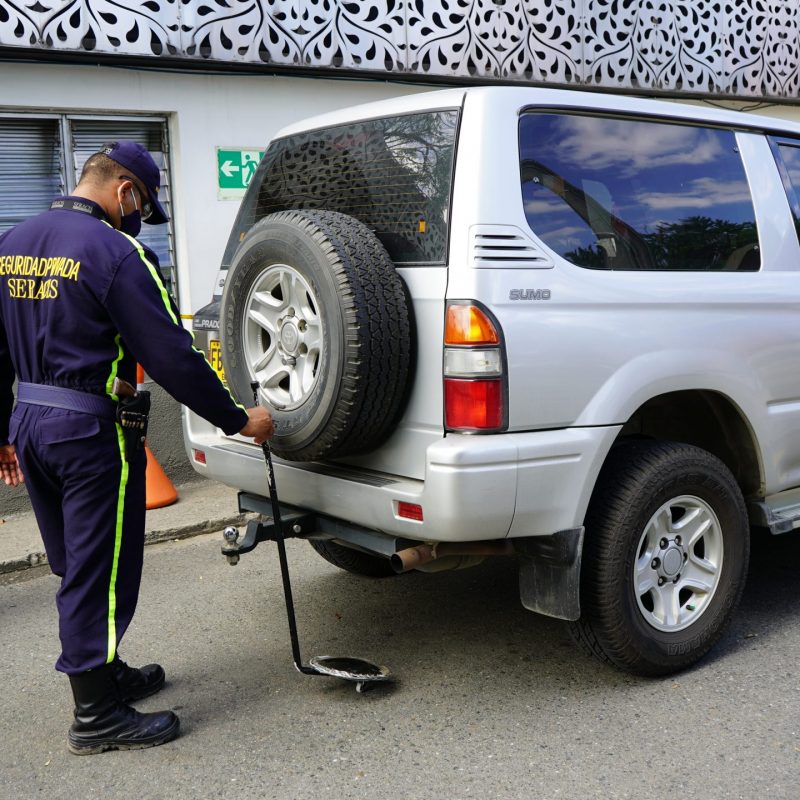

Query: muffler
[391,540,515,573]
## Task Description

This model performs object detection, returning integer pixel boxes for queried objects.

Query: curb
[0,511,255,576]
[0,550,49,575]
[142,512,254,547]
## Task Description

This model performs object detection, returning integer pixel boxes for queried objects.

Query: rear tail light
[445,379,503,430]
[444,302,507,432]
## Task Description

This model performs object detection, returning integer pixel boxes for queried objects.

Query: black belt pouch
[116,391,151,461]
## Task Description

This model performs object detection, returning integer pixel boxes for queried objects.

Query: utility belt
[17,381,150,462]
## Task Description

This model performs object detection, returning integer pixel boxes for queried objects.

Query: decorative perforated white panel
[0,1,798,99]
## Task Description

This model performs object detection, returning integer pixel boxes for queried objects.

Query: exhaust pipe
[391,540,515,574]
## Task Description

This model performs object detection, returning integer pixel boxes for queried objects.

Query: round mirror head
[309,656,390,682]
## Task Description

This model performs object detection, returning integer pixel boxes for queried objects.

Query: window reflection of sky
[520,113,758,269]
[548,116,726,175]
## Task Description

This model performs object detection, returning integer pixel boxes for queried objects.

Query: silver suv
[186,86,800,676]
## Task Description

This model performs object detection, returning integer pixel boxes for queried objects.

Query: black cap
[102,141,168,225]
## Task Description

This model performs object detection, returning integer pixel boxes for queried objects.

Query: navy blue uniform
[0,198,247,674]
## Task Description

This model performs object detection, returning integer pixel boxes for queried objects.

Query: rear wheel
[569,440,749,676]
[309,539,396,578]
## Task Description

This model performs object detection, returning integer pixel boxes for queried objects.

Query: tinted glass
[777,142,800,245]
[228,110,459,265]
[519,113,760,271]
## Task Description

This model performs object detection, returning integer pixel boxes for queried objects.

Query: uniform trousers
[10,403,146,674]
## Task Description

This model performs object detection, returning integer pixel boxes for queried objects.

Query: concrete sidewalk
[0,479,253,574]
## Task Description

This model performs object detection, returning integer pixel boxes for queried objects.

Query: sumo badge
[509,289,551,301]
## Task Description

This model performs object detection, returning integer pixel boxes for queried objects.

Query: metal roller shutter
[0,117,63,235]
[70,119,175,293]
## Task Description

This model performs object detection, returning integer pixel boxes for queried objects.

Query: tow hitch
[221,508,314,566]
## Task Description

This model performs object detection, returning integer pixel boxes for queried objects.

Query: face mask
[119,189,142,238]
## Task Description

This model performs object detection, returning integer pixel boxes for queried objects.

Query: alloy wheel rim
[633,495,724,633]
[243,263,322,411]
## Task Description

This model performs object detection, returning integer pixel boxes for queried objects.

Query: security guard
[0,141,273,754]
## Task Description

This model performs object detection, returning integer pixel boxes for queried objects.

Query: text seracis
[0,254,80,300]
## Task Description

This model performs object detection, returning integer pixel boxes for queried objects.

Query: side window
[519,113,760,271]
[773,141,800,246]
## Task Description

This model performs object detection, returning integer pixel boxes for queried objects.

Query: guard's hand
[239,406,274,444]
[0,444,24,487]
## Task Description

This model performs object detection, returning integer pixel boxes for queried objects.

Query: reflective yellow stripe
[117,229,246,413]
[105,332,124,401]
[107,423,128,664]
[105,331,127,663]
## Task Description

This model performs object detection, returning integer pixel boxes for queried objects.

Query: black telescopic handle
[250,382,283,534]
[250,381,316,675]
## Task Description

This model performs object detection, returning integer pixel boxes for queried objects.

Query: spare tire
[220,209,411,461]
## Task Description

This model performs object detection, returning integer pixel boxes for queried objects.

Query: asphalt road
[1,529,799,799]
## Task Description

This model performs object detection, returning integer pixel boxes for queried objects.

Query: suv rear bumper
[184,410,621,542]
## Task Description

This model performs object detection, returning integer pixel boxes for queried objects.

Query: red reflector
[193,449,207,464]
[445,378,503,430]
[398,502,424,521]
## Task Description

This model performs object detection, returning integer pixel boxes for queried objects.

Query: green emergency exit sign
[216,147,265,198]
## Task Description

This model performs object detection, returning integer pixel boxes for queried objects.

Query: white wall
[0,62,431,314]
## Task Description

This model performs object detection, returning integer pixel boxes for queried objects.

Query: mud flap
[516,527,584,621]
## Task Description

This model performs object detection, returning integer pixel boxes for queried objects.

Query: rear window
[227,110,459,266]
[519,113,760,271]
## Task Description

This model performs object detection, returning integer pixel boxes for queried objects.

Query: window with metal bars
[0,113,175,295]
[0,117,63,233]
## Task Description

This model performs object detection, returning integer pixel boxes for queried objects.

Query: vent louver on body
[470,225,554,269]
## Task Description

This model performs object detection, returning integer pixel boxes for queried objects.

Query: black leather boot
[110,655,166,702]
[67,665,179,755]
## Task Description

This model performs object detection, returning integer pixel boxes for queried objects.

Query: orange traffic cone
[144,446,178,510]
[137,365,178,510]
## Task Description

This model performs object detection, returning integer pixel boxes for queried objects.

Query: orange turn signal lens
[445,305,500,346]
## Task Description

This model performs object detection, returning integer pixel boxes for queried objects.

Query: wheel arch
[614,389,763,498]
[573,351,767,495]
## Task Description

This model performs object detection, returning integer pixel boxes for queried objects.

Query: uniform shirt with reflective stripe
[0,198,247,443]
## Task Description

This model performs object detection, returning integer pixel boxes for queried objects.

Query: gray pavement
[1,526,800,798]
[0,479,252,574]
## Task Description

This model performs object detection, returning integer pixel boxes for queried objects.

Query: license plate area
[209,339,226,383]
